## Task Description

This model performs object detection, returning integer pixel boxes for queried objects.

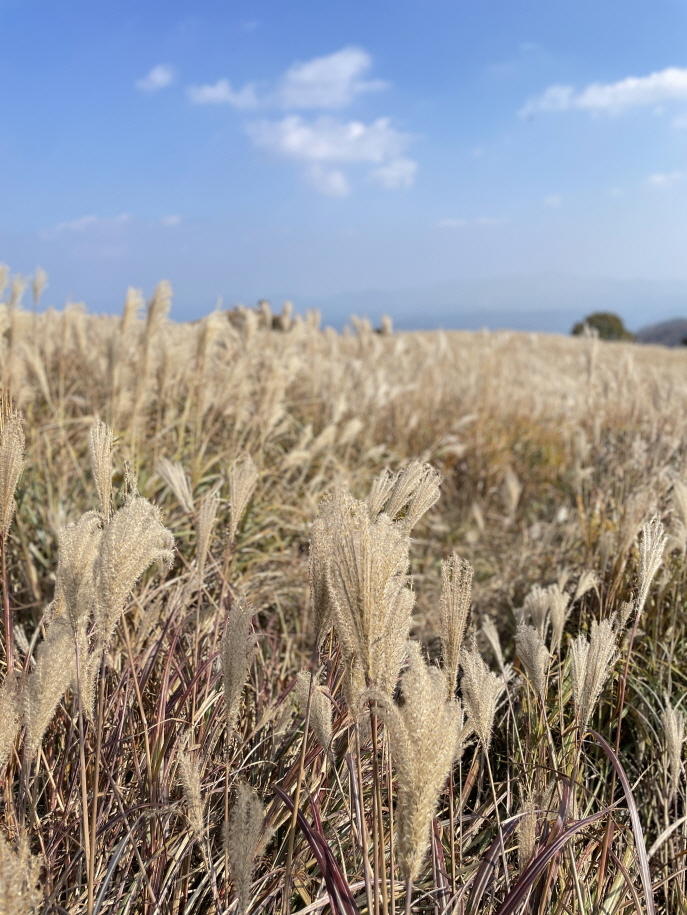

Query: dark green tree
[571,312,635,341]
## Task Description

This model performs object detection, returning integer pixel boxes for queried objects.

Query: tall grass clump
[0,263,683,911]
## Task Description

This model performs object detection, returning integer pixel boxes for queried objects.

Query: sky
[2,0,687,327]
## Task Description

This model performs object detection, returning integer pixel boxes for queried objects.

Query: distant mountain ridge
[636,318,687,347]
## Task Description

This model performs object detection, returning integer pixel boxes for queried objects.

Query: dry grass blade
[157,457,194,514]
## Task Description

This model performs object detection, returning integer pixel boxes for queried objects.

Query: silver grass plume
[517,790,537,872]
[220,597,256,735]
[367,467,395,518]
[377,643,464,883]
[144,280,172,343]
[178,738,204,838]
[121,286,144,336]
[54,511,103,633]
[521,585,550,637]
[31,266,48,308]
[225,783,266,915]
[570,618,618,732]
[24,614,76,760]
[547,583,571,656]
[440,554,473,698]
[502,467,522,516]
[157,458,194,514]
[0,411,24,543]
[661,696,685,801]
[573,569,598,603]
[515,625,550,700]
[0,674,21,770]
[481,617,505,673]
[229,455,258,543]
[322,489,413,703]
[295,671,333,759]
[196,489,219,579]
[460,645,503,752]
[384,462,441,529]
[0,829,42,914]
[89,422,113,522]
[93,495,175,647]
[636,515,666,615]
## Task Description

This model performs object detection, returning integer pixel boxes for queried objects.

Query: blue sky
[2,0,687,325]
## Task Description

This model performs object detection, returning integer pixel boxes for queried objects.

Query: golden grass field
[0,267,685,914]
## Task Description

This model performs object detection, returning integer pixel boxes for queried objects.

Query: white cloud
[307,165,350,196]
[648,170,683,187]
[136,65,175,94]
[248,115,409,163]
[247,115,415,194]
[521,66,687,116]
[187,78,259,109]
[545,194,563,207]
[41,213,130,239]
[276,47,387,109]
[439,216,510,228]
[161,214,182,227]
[369,157,417,189]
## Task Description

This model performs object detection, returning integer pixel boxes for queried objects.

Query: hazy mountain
[283,273,687,333]
[636,318,687,347]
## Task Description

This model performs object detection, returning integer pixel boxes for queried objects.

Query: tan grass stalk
[225,783,266,915]
[89,422,113,522]
[220,597,256,735]
[440,554,473,698]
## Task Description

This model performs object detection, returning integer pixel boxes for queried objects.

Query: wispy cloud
[276,47,387,110]
[136,65,175,94]
[247,115,416,195]
[187,46,387,112]
[40,213,131,241]
[521,66,687,116]
[648,170,683,187]
[160,215,182,227]
[187,79,260,109]
[439,216,510,228]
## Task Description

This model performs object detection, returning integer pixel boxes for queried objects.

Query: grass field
[0,268,685,914]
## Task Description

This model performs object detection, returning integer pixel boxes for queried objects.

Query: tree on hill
[571,312,635,341]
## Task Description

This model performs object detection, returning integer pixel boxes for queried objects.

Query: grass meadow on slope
[0,266,685,914]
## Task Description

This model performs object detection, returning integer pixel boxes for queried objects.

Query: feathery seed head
[309,515,333,649]
[570,618,618,732]
[517,790,537,872]
[93,495,174,647]
[224,783,266,915]
[380,643,464,883]
[323,489,413,698]
[481,617,505,672]
[661,696,685,800]
[0,674,21,772]
[54,510,103,633]
[0,829,42,915]
[196,489,219,579]
[547,583,571,655]
[367,468,395,518]
[0,411,24,543]
[295,671,333,759]
[439,554,473,697]
[157,458,194,514]
[522,585,550,637]
[636,515,666,615]
[502,467,522,516]
[384,462,441,528]
[144,280,172,342]
[573,569,598,603]
[459,645,502,752]
[89,422,113,522]
[24,615,77,760]
[515,625,550,699]
[229,454,258,543]
[178,739,204,838]
[220,597,256,735]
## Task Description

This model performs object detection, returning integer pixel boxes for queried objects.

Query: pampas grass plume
[440,554,473,697]
[229,455,258,543]
[225,783,266,915]
[89,422,113,522]
[220,597,256,734]
[0,410,24,543]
